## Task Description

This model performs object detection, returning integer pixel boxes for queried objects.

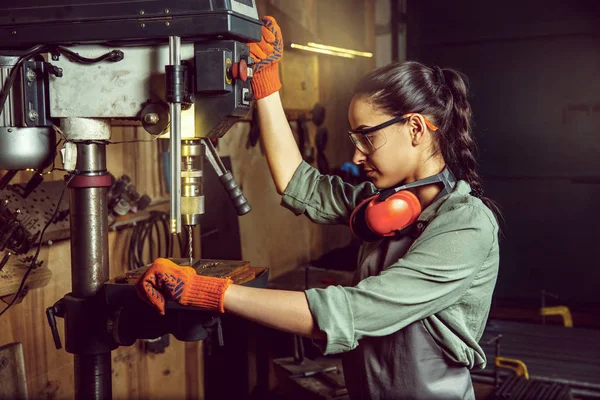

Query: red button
[231,59,248,82]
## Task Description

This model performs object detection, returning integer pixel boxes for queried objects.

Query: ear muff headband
[349,168,457,241]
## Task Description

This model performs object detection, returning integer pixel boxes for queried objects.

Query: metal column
[69,142,111,400]
[169,36,182,234]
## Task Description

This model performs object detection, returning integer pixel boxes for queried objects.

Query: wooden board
[0,248,52,299]
[112,259,264,287]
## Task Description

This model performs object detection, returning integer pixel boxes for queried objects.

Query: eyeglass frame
[347,113,439,154]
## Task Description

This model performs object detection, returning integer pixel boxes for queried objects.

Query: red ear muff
[365,191,422,236]
[350,191,422,241]
[350,194,382,242]
[349,168,457,241]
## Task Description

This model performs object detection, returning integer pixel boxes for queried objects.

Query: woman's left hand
[135,258,232,315]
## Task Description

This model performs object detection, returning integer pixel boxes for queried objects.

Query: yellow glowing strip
[290,43,355,59]
[307,42,373,58]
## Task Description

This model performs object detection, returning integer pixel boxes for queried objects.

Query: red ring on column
[66,174,113,188]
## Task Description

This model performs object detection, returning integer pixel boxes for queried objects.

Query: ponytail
[436,67,503,226]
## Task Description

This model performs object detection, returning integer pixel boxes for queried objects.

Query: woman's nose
[352,147,366,165]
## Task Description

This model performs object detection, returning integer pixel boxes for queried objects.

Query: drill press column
[63,118,114,400]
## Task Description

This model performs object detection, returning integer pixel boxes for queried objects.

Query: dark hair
[354,61,502,224]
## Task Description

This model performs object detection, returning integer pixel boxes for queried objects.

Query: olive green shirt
[281,161,499,370]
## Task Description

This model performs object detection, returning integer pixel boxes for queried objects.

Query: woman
[137,16,500,400]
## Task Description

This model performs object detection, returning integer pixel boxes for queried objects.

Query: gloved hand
[248,16,283,100]
[136,258,232,315]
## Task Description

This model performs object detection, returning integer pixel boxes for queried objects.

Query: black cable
[148,217,157,262]
[151,212,170,258]
[149,216,160,261]
[128,224,135,270]
[135,222,144,266]
[0,173,75,317]
[146,219,155,262]
[129,222,143,270]
[129,223,137,269]
[0,44,50,114]
[159,218,166,258]
[41,138,63,175]
[164,218,173,258]
[125,211,172,270]
[137,220,150,267]
[1,45,124,117]
[144,219,155,261]
[56,47,123,65]
[127,225,135,270]
[152,216,162,261]
[137,221,146,267]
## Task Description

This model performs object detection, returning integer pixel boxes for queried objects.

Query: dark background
[407,0,600,310]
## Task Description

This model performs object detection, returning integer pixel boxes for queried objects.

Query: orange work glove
[248,16,283,100]
[136,258,232,315]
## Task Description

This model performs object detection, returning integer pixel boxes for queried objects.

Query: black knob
[219,172,251,216]
[46,304,63,350]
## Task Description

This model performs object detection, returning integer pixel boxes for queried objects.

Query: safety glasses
[347,113,439,155]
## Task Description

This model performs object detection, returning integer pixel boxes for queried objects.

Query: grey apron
[342,231,475,400]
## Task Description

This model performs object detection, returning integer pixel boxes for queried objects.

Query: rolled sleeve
[305,205,496,354]
[281,161,376,225]
[306,286,358,354]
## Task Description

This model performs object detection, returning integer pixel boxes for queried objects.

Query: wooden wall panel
[0,240,74,399]
[216,123,326,278]
[107,126,167,201]
[279,51,320,111]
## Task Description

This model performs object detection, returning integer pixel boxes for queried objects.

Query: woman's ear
[408,114,427,146]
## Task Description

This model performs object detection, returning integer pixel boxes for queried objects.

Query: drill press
[0,1,261,398]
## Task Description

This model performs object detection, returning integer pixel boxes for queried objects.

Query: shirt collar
[418,180,472,222]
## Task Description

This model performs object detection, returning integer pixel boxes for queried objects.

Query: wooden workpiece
[113,258,266,286]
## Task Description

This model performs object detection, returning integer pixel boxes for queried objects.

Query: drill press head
[0,0,260,235]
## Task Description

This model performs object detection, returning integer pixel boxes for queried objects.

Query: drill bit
[187,225,193,266]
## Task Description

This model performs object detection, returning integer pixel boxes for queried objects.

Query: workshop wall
[255,0,377,270]
[315,0,375,169]
[406,0,600,310]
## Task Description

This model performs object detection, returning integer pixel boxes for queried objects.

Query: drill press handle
[203,139,251,216]
[219,171,252,215]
